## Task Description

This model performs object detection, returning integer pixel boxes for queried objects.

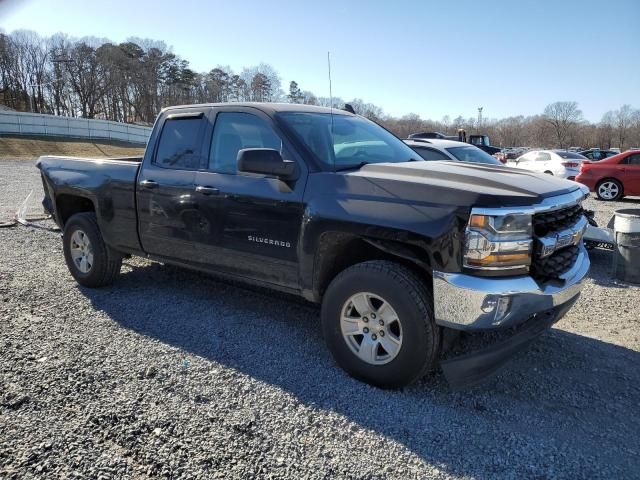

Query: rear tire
[596,179,623,201]
[544,170,553,175]
[321,260,440,388]
[63,212,122,287]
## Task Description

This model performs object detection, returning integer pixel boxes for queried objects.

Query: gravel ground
[1,159,639,479]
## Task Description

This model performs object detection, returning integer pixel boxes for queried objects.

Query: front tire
[596,179,623,201]
[321,261,440,388]
[63,212,122,287]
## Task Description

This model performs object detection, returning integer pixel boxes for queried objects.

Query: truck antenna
[328,51,334,134]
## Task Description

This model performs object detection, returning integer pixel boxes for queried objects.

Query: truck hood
[349,161,582,208]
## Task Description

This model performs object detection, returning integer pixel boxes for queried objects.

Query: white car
[507,150,586,180]
[403,139,504,165]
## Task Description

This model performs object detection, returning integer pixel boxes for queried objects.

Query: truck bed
[37,155,143,253]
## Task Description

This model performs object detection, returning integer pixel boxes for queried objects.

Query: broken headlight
[464,211,533,271]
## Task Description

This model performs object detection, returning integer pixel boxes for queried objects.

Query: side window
[626,154,640,165]
[209,112,283,174]
[536,152,551,162]
[413,147,451,161]
[155,117,203,169]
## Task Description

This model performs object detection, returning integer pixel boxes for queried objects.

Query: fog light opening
[492,297,512,325]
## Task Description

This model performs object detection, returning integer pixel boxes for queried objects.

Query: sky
[1,0,639,122]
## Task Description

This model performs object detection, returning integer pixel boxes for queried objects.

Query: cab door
[192,107,307,289]
[137,109,208,262]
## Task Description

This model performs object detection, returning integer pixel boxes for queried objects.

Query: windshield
[277,112,419,170]
[446,146,502,165]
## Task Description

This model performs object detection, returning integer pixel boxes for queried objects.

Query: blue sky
[1,0,638,122]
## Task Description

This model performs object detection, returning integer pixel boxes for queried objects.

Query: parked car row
[402,138,640,202]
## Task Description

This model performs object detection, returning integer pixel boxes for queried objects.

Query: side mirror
[237,148,298,181]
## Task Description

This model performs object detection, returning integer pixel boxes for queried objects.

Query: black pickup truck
[37,103,590,389]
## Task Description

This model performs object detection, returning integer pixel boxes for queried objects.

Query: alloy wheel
[598,181,620,200]
[69,230,94,273]
[340,292,403,365]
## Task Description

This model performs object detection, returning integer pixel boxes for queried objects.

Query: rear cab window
[155,113,206,169]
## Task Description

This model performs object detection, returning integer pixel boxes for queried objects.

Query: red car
[576,150,640,201]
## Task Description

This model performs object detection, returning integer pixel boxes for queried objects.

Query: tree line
[1,30,639,150]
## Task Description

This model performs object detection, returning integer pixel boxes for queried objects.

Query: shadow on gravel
[82,261,640,478]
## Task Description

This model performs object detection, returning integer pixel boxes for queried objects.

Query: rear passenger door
[192,107,307,289]
[137,109,208,262]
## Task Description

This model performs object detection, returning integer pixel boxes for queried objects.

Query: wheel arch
[308,232,433,303]
[55,194,97,227]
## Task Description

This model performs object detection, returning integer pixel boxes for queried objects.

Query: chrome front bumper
[433,245,590,330]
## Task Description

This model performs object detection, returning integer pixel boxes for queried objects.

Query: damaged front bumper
[440,297,578,390]
[432,245,589,331]
[432,244,590,388]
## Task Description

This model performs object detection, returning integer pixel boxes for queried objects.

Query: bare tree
[543,101,583,149]
[1,28,637,150]
[614,105,634,151]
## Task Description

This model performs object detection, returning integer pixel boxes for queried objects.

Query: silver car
[404,138,504,165]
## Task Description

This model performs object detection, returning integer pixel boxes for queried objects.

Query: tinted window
[155,117,203,169]
[446,146,502,165]
[626,154,640,165]
[278,112,419,170]
[209,112,282,173]
[556,151,586,159]
[413,147,451,161]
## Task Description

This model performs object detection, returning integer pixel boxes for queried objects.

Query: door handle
[140,179,158,189]
[195,185,220,196]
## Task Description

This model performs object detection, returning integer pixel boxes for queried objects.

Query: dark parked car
[578,149,619,161]
[37,103,590,389]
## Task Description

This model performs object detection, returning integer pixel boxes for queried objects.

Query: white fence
[0,111,152,145]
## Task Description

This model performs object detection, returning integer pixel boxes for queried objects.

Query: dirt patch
[0,135,145,160]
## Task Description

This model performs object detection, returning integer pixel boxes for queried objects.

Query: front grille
[532,203,583,237]
[531,203,584,282]
[531,245,579,281]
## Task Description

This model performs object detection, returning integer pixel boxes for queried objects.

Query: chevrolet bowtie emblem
[538,216,587,258]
